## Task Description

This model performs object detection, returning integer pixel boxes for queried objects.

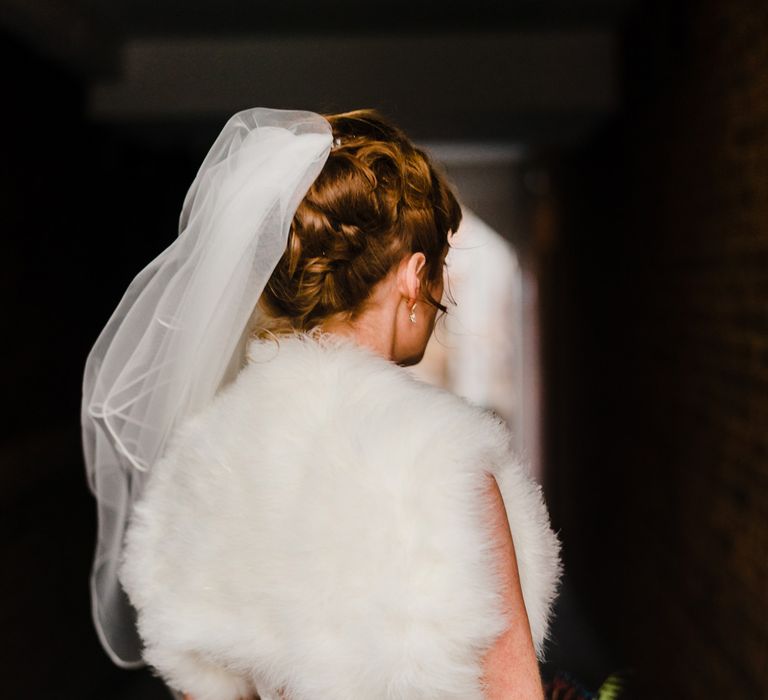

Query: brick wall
[543,1,768,696]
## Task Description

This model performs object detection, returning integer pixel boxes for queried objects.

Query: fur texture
[120,330,562,700]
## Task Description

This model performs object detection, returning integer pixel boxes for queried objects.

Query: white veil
[80,107,333,667]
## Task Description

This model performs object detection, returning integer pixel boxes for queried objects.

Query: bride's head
[251,108,462,366]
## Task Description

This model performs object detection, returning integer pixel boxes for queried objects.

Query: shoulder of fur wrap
[119,330,562,700]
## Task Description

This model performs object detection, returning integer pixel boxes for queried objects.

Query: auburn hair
[251,108,462,340]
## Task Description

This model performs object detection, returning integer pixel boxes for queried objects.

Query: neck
[315,314,396,362]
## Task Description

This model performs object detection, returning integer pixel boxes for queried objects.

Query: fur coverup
[120,330,562,700]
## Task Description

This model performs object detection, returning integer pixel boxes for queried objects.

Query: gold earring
[409,302,417,323]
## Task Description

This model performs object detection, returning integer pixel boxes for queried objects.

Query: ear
[397,252,427,302]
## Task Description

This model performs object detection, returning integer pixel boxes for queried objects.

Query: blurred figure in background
[410,206,524,450]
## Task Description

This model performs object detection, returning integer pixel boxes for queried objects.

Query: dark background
[1,0,766,697]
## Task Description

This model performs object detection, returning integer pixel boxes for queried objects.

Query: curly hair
[250,108,462,341]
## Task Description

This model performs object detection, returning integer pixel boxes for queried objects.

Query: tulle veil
[80,107,333,666]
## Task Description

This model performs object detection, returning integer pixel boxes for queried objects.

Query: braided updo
[251,108,462,340]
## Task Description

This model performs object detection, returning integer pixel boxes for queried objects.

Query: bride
[82,107,562,699]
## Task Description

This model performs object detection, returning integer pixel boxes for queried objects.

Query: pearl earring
[409,302,417,323]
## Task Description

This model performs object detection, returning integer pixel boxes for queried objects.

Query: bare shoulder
[480,472,521,608]
[482,472,512,543]
[479,472,545,699]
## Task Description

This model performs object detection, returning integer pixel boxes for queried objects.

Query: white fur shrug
[120,330,562,700]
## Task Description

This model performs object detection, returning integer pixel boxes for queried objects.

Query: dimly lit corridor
[1,1,766,697]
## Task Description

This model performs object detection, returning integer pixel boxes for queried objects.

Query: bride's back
[114,108,561,700]
[121,330,560,700]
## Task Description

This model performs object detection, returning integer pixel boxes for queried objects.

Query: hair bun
[253,108,462,339]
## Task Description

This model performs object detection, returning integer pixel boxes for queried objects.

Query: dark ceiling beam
[88,31,617,143]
